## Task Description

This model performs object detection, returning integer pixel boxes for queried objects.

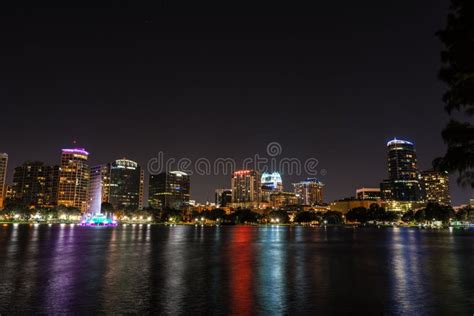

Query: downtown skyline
[1,2,474,315]
[0,1,471,205]
[0,137,469,206]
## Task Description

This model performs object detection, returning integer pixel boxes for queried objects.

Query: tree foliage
[422,203,455,223]
[230,209,260,224]
[345,204,399,223]
[161,208,183,222]
[401,210,415,223]
[268,210,290,223]
[323,211,344,225]
[436,0,474,187]
[294,211,318,223]
[454,205,473,221]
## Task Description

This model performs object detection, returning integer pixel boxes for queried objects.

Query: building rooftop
[387,138,414,147]
[62,148,89,155]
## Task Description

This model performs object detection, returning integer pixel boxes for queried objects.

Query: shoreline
[1,221,471,231]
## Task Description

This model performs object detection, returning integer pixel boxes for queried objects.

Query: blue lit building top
[261,172,283,190]
[387,138,414,147]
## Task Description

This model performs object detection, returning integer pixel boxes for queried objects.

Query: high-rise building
[261,172,283,191]
[231,170,260,207]
[5,185,14,201]
[58,148,90,212]
[380,139,421,202]
[261,172,283,202]
[89,159,144,213]
[109,159,144,211]
[420,169,451,205]
[380,179,393,201]
[149,171,190,209]
[355,188,381,200]
[215,188,232,207]
[138,167,145,210]
[293,178,324,205]
[12,161,59,207]
[0,153,7,208]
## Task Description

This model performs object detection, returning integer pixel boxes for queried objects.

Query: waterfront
[0,225,473,314]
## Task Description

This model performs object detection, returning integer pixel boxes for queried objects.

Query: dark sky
[0,1,472,205]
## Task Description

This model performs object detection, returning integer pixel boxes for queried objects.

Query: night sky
[1,1,471,205]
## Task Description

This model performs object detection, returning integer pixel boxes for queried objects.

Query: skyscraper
[149,171,190,209]
[231,170,260,207]
[109,159,144,211]
[420,169,451,205]
[380,139,421,201]
[215,188,232,207]
[293,178,324,205]
[138,167,145,210]
[58,148,90,212]
[12,161,59,207]
[261,172,283,191]
[0,153,7,208]
[261,172,283,202]
[89,159,144,213]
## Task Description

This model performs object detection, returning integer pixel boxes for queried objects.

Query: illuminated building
[292,178,324,205]
[356,188,381,200]
[89,159,144,213]
[270,191,298,208]
[215,188,232,207]
[109,159,144,211]
[261,172,283,191]
[380,180,393,201]
[330,199,383,214]
[139,168,145,209]
[380,138,421,202]
[261,172,283,202]
[0,153,7,208]
[58,148,90,212]
[384,200,425,213]
[420,169,451,205]
[231,170,260,208]
[149,171,190,209]
[5,185,13,200]
[12,161,59,207]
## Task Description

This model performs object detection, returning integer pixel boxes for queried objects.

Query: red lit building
[231,170,260,208]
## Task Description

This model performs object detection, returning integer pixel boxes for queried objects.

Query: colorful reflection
[228,226,255,315]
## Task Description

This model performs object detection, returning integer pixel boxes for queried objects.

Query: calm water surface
[0,224,473,315]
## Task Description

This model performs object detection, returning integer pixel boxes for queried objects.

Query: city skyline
[1,2,472,205]
[0,136,468,206]
[1,2,473,314]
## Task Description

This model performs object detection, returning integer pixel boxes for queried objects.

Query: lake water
[0,224,473,314]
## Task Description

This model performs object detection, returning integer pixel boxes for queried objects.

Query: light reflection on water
[0,225,473,314]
